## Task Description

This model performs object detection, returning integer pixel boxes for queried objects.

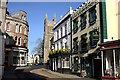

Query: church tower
[43,13,56,64]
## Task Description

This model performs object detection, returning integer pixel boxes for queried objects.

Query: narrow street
[2,65,96,80]
[2,66,47,80]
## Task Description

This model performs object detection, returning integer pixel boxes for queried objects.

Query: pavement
[30,68,96,80]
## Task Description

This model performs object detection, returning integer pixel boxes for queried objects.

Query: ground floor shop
[99,40,120,79]
[5,46,28,67]
[49,53,72,73]
[79,52,102,79]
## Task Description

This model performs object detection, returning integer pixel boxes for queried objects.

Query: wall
[105,0,118,41]
[0,36,5,80]
[117,0,120,39]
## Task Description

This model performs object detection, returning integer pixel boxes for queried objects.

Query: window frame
[73,18,78,34]
[80,12,87,30]
[89,6,97,25]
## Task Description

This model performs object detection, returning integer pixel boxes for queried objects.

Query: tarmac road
[2,66,47,80]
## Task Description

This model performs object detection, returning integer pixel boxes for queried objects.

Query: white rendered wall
[105,0,118,41]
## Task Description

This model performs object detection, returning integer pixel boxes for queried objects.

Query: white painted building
[51,7,73,72]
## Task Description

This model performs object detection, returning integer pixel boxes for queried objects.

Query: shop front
[99,40,120,79]
[49,52,71,73]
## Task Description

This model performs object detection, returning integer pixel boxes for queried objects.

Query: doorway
[94,59,102,79]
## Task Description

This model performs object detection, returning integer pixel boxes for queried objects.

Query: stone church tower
[43,13,56,64]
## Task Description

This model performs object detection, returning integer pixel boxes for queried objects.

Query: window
[89,6,96,25]
[73,18,78,34]
[73,37,78,53]
[23,38,27,46]
[80,12,87,30]
[81,33,87,51]
[6,22,10,31]
[65,24,67,35]
[57,43,59,49]
[18,37,21,45]
[89,30,99,48]
[15,36,17,44]
[61,27,62,37]
[24,27,27,35]
[61,41,63,49]
[19,25,22,33]
[57,30,59,39]
[24,38,27,43]
[16,24,19,33]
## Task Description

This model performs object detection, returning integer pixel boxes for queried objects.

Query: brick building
[5,10,29,66]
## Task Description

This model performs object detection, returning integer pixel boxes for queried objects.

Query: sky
[7,2,83,55]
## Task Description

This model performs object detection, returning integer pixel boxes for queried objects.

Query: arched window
[19,25,22,33]
[6,22,10,31]
[15,36,17,44]
[23,38,27,47]
[24,27,27,35]
[16,24,19,33]
[18,37,21,45]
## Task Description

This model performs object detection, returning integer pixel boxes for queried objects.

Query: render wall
[105,0,118,41]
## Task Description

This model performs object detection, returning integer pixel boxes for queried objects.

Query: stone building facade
[71,0,120,79]
[43,14,56,64]
[5,10,29,66]
[71,1,102,78]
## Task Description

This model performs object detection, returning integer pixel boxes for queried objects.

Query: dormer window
[24,16,26,21]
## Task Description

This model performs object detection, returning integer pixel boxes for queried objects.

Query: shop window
[13,57,18,64]
[89,29,99,48]
[89,6,97,25]
[73,56,79,72]
[80,12,87,30]
[73,18,78,34]
[81,33,87,51]
[73,37,78,53]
